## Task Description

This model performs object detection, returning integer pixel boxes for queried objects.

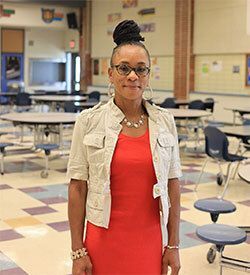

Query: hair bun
[113,20,145,46]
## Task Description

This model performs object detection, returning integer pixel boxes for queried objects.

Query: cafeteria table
[224,107,250,125]
[30,95,88,111]
[238,164,250,183]
[220,125,250,141]
[0,112,77,146]
[167,108,211,119]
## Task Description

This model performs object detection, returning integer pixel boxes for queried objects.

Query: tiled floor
[0,119,249,275]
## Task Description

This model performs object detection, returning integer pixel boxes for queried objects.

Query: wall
[91,0,175,90]
[194,0,250,95]
[90,0,250,123]
[194,55,247,93]
[24,28,66,90]
[91,0,250,95]
[0,2,80,91]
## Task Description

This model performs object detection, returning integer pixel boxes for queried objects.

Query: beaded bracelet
[71,247,88,260]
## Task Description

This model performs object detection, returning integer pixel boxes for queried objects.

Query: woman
[67,20,182,275]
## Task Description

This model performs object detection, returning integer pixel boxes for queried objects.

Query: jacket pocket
[157,133,175,161]
[83,133,106,164]
[83,134,105,148]
[157,133,175,147]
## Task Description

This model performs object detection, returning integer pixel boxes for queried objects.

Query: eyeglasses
[112,64,150,77]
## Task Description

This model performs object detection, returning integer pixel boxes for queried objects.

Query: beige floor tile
[0,189,45,219]
[1,231,72,275]
[4,216,42,228]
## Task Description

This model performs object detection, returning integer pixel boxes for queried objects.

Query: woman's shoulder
[148,102,174,120]
[77,101,110,120]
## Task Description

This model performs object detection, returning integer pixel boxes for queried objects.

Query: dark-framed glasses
[112,64,150,77]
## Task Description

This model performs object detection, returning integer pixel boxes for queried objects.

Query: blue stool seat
[36,143,59,155]
[196,224,247,245]
[194,199,236,214]
[194,199,236,223]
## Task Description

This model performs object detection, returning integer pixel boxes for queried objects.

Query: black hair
[110,20,150,66]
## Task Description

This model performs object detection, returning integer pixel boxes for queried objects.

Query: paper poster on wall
[122,0,137,8]
[211,61,222,72]
[41,8,64,23]
[232,65,240,74]
[108,13,121,23]
[93,59,99,75]
[152,66,160,80]
[247,55,250,86]
[202,63,209,75]
[107,27,114,36]
[151,57,158,66]
[138,8,155,15]
[101,59,108,75]
[139,23,155,32]
[0,5,15,17]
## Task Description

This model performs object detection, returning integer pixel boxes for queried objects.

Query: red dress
[85,129,162,274]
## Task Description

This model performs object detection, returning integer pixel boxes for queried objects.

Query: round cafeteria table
[238,164,250,183]
[167,108,211,119]
[0,112,77,146]
[30,95,88,111]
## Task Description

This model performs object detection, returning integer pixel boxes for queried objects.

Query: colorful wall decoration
[139,23,155,33]
[122,0,138,9]
[108,13,121,23]
[0,5,15,18]
[138,8,155,15]
[41,8,64,23]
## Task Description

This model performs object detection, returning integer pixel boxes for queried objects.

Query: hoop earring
[143,84,154,100]
[108,83,115,97]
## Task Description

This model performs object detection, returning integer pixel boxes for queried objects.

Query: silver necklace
[123,114,145,128]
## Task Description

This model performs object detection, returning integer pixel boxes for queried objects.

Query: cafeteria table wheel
[216,173,224,186]
[41,170,48,178]
[207,245,217,263]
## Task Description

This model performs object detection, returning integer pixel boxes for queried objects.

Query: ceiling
[2,0,87,7]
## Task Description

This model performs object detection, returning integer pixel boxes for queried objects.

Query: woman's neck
[114,96,144,119]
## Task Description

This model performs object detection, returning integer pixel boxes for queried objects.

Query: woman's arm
[68,179,92,275]
[162,178,181,275]
[167,178,180,246]
[68,179,87,250]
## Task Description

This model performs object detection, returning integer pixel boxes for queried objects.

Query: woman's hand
[161,249,181,275]
[72,255,93,275]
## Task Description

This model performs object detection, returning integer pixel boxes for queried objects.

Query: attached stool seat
[196,224,248,274]
[197,224,246,245]
[0,142,13,175]
[194,199,237,265]
[194,199,236,222]
[35,143,59,178]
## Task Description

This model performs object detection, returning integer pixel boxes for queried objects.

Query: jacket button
[155,187,160,195]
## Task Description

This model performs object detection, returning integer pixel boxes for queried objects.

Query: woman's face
[108,45,150,102]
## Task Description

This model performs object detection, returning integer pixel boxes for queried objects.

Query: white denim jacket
[67,98,182,246]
